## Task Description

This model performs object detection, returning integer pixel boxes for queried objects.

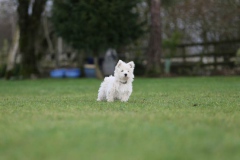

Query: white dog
[97,60,135,102]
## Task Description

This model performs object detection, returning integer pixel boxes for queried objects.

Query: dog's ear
[128,61,135,69]
[116,60,123,68]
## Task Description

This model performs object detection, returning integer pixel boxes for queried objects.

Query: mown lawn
[0,77,239,160]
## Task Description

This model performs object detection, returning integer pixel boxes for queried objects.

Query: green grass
[0,77,240,160]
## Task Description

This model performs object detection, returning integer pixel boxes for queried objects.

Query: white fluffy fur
[97,60,135,102]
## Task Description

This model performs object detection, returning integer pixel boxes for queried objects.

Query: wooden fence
[170,39,240,75]
[126,39,240,75]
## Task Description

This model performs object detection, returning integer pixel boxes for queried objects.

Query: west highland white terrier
[97,60,135,102]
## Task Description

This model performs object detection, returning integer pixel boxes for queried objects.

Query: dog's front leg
[106,90,114,102]
[120,91,130,102]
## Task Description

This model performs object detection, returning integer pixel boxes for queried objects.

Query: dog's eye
[121,70,123,72]
[128,71,129,72]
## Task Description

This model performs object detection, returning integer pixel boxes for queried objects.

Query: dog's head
[114,60,135,83]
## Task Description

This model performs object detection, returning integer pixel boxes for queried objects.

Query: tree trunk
[43,12,56,66]
[93,49,103,79]
[146,0,162,76]
[94,56,104,79]
[57,37,62,68]
[17,0,47,78]
[5,27,20,79]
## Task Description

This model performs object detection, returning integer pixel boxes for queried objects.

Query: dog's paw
[107,99,114,102]
[120,96,129,102]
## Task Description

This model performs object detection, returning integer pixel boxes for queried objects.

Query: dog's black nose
[124,73,127,77]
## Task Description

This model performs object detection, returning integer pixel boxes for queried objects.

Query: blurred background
[0,0,240,79]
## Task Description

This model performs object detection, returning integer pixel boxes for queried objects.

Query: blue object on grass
[50,69,66,78]
[65,68,81,78]
[84,68,96,78]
